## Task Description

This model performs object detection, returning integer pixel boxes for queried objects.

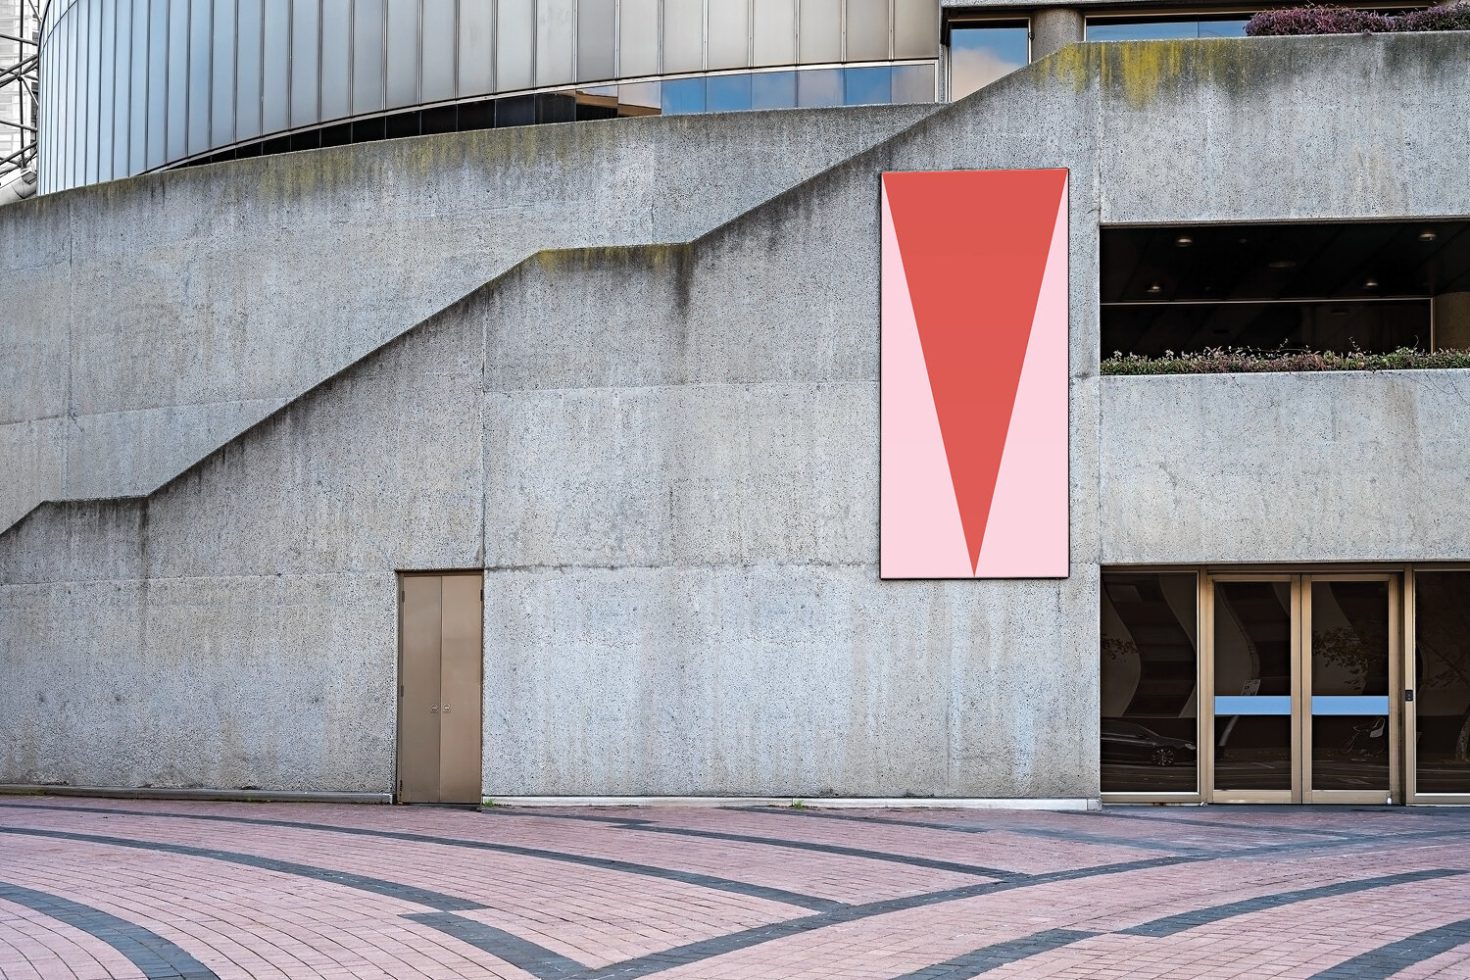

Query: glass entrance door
[1208,574,1398,804]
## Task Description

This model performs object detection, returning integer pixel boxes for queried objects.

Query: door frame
[1205,571,1400,804]
[394,569,486,805]
[1102,564,1422,806]
[1203,572,1302,804]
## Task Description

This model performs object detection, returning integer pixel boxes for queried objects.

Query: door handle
[443,704,451,714]
[430,705,438,713]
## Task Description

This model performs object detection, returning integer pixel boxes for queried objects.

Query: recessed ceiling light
[1363,278,1380,289]
[1418,230,1438,242]
[1147,283,1163,295]
[1269,259,1297,270]
[1175,235,1194,248]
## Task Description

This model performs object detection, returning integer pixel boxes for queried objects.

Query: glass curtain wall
[37,0,943,193]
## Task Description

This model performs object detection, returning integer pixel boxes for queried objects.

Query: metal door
[397,572,484,804]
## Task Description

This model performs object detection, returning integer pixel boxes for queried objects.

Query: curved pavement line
[569,825,1470,980]
[560,855,1200,980]
[0,826,484,910]
[1310,916,1470,979]
[888,928,1100,980]
[886,869,1466,980]
[732,805,1214,855]
[1119,868,1464,937]
[619,824,1024,880]
[0,802,843,912]
[0,879,220,980]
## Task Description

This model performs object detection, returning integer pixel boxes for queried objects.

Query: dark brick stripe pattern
[1,799,1469,979]
[0,880,220,979]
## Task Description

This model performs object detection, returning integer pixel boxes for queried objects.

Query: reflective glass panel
[293,0,321,121]
[1214,580,1294,792]
[1415,571,1470,794]
[843,65,890,105]
[1086,18,1249,41]
[1101,572,1199,794]
[796,67,841,107]
[129,0,148,174]
[212,0,236,145]
[537,0,576,85]
[187,0,211,155]
[261,0,288,132]
[619,0,659,76]
[891,62,934,103]
[456,0,492,96]
[1309,580,1390,793]
[320,0,351,119]
[577,0,616,82]
[660,76,705,114]
[663,0,703,74]
[421,0,456,101]
[70,8,81,187]
[114,0,133,177]
[385,0,418,107]
[147,0,168,167]
[236,0,263,139]
[99,0,116,180]
[798,0,840,63]
[949,25,1027,100]
[617,80,661,114]
[496,0,533,90]
[894,0,939,58]
[86,0,101,182]
[752,0,795,66]
[706,73,752,112]
[167,0,189,160]
[845,0,889,61]
[750,69,796,109]
[708,0,750,70]
[353,0,386,112]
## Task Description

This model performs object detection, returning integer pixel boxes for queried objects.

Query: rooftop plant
[1246,1,1470,35]
[1101,346,1470,375]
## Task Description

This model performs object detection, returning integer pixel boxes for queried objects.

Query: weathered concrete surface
[1,290,486,792]
[3,34,1468,796]
[1100,370,1470,565]
[0,106,935,533]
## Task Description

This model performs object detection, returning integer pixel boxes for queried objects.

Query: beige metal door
[397,572,484,804]
[1205,573,1399,804]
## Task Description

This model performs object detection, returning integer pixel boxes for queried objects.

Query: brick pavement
[1,799,1468,979]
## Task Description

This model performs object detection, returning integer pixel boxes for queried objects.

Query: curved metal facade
[36,0,941,193]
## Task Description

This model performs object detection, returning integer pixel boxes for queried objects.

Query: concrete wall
[1100,370,1470,565]
[3,33,1468,797]
[0,105,934,533]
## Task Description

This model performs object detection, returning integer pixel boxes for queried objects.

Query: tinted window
[949,24,1028,100]
[1101,572,1199,794]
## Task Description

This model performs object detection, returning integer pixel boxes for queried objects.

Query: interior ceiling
[1101,220,1470,304]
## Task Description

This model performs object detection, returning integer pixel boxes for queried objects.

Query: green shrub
[1101,346,1470,375]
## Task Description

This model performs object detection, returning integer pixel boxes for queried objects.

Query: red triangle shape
[885,170,1066,575]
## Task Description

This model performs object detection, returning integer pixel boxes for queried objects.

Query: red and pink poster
[880,169,1069,579]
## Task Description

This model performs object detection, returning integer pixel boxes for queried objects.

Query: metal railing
[0,0,40,180]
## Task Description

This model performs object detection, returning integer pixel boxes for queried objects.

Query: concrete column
[1032,8,1085,61]
[1434,292,1470,350]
